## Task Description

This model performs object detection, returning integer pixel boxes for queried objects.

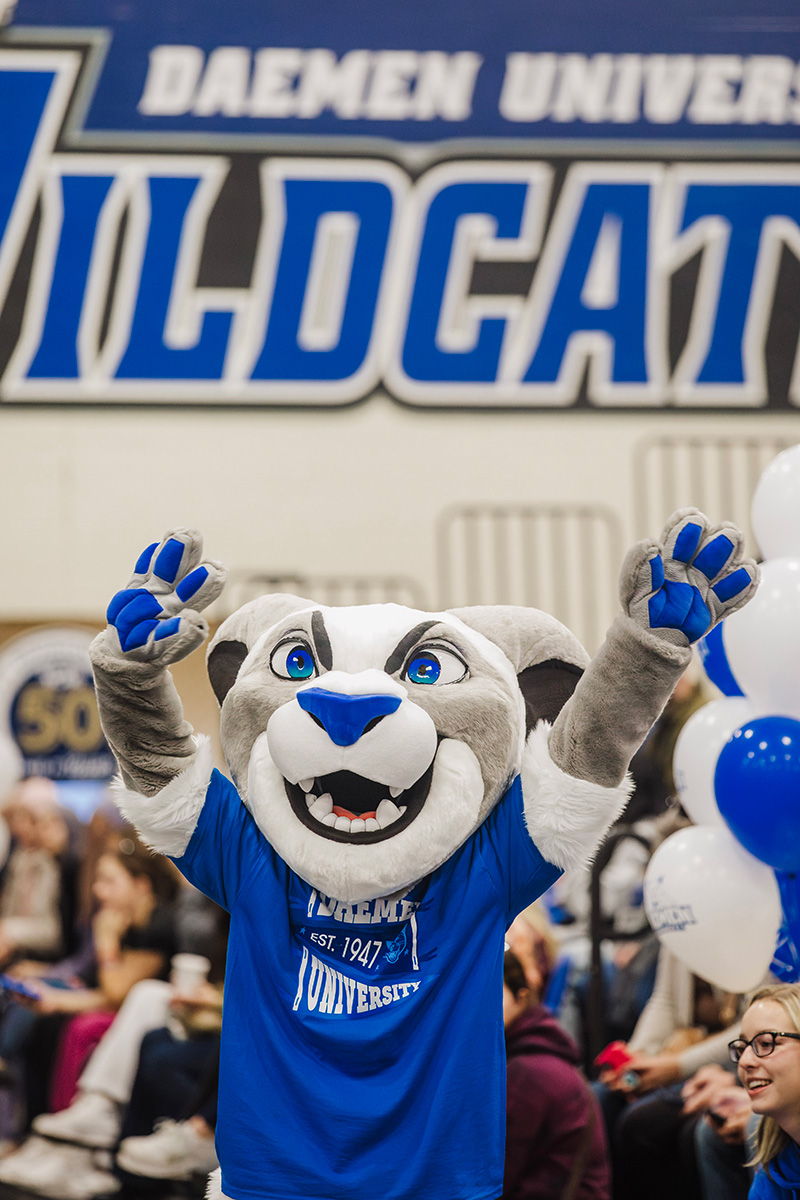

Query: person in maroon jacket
[502,950,611,1200]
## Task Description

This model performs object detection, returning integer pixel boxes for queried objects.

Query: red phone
[593,1041,634,1072]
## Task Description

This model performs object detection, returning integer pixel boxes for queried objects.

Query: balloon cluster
[644,445,800,993]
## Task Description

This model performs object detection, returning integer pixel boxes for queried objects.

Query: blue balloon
[715,716,800,871]
[697,622,744,697]
[772,872,800,983]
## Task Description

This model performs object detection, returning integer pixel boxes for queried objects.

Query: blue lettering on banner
[3,47,800,409]
[669,171,800,404]
[27,173,116,380]
[251,173,396,383]
[402,174,537,384]
[522,179,653,391]
[115,171,235,381]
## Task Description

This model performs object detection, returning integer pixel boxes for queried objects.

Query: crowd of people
[0,776,226,1199]
[0,664,797,1200]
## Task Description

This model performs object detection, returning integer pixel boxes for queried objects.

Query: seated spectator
[595,946,749,1200]
[0,974,222,1198]
[502,949,610,1200]
[116,1026,220,1184]
[683,1064,753,1200]
[0,777,67,965]
[3,833,179,1124]
[730,982,800,1198]
[506,904,558,999]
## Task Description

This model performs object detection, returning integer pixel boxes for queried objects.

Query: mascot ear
[516,659,584,731]
[448,605,589,731]
[206,592,317,706]
[208,641,249,705]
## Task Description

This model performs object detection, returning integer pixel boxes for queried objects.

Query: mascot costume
[89,509,757,1200]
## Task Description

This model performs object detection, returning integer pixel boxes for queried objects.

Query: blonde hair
[746,984,800,1174]
[516,903,558,972]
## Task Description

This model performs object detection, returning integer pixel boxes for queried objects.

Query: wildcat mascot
[88,510,757,1200]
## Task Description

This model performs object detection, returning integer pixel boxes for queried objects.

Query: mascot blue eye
[403,645,468,686]
[287,649,314,679]
[407,654,441,684]
[270,640,318,681]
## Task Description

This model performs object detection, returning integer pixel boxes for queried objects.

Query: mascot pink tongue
[89,511,757,1200]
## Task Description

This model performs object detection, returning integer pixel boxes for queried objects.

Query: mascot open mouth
[286,760,436,842]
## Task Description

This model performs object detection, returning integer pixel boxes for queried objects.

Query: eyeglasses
[728,1032,800,1064]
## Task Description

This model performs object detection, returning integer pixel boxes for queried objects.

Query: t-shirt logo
[291,887,428,1017]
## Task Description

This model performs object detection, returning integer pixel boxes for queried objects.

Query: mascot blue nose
[297,689,402,747]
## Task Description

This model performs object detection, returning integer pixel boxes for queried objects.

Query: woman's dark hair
[109,829,180,903]
[503,949,529,999]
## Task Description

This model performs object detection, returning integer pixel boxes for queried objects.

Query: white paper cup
[170,953,211,991]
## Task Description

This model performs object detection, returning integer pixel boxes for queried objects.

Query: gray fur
[448,605,589,672]
[90,631,196,796]
[207,593,315,663]
[548,613,691,788]
[112,735,214,856]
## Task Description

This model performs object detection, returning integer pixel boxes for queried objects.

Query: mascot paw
[104,529,227,665]
[620,508,759,646]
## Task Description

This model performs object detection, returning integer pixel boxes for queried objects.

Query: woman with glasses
[729,983,800,1197]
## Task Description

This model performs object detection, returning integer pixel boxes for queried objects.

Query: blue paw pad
[154,617,181,641]
[683,588,712,643]
[154,538,186,584]
[176,566,208,603]
[713,568,752,603]
[121,619,159,651]
[115,592,162,640]
[693,535,734,580]
[649,579,694,628]
[673,523,703,563]
[107,588,144,624]
[134,542,159,576]
[650,554,665,591]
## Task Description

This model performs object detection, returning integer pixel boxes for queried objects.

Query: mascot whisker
[89,510,758,1200]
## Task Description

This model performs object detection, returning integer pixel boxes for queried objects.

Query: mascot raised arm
[89,510,757,1200]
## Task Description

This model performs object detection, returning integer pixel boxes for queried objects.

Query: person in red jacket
[503,950,611,1200]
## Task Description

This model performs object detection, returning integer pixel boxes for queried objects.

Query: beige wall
[2,395,799,636]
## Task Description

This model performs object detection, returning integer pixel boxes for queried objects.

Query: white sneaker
[53,1157,121,1200]
[0,1138,113,1194]
[32,1091,121,1148]
[116,1119,219,1180]
[37,1151,121,1199]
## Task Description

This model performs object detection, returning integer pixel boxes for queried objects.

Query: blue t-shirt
[173,769,561,1200]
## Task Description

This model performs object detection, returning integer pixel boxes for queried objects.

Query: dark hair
[107,830,179,903]
[503,949,529,999]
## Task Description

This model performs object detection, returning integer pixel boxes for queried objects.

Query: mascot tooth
[89,512,759,1200]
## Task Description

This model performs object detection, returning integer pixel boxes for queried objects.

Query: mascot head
[207,598,588,902]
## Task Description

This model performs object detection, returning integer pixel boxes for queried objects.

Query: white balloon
[725,558,800,718]
[673,697,754,827]
[643,825,781,993]
[752,444,800,560]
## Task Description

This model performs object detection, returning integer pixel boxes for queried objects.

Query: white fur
[205,1169,229,1199]
[248,733,486,902]
[266,671,438,789]
[520,722,633,872]
[112,735,215,857]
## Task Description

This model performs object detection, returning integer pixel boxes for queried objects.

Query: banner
[2,0,800,408]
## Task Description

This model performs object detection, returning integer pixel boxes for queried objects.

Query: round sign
[0,628,115,782]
